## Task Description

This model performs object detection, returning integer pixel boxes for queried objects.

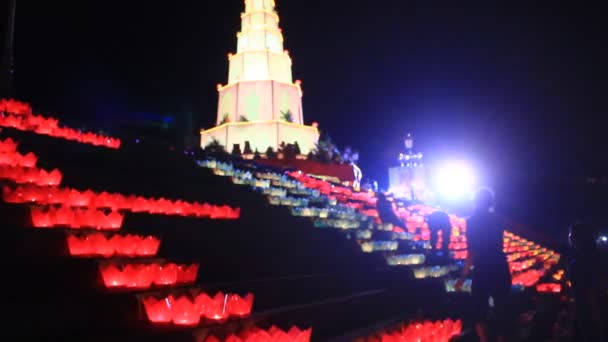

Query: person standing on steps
[427,210,452,264]
[455,188,511,342]
[567,221,608,341]
[376,192,405,229]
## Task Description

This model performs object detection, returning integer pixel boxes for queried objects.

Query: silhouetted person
[376,192,404,229]
[568,222,608,341]
[427,210,451,262]
[456,188,511,342]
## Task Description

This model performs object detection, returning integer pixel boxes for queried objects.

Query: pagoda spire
[244,0,276,13]
[226,0,293,89]
[237,0,284,55]
[200,0,319,155]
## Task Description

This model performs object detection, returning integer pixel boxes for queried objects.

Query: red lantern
[112,234,136,256]
[155,263,178,286]
[226,293,254,317]
[224,336,241,342]
[19,152,37,168]
[208,292,229,321]
[142,296,172,323]
[67,189,93,207]
[0,138,17,153]
[99,264,127,287]
[452,250,468,260]
[105,211,123,230]
[132,197,150,213]
[420,228,431,241]
[66,234,89,255]
[55,206,75,227]
[196,292,229,321]
[536,283,562,293]
[136,236,161,256]
[30,207,52,228]
[288,326,312,342]
[18,167,40,184]
[176,264,199,284]
[170,295,200,326]
[46,186,67,204]
[2,114,24,129]
[90,232,114,257]
[2,186,19,203]
[124,264,156,289]
[0,152,17,166]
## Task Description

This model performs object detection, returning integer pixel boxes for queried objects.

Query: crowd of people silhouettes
[376,187,608,341]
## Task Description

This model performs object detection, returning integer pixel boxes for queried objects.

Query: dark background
[3,1,607,236]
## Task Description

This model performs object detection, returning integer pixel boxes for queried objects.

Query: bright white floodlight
[436,161,476,199]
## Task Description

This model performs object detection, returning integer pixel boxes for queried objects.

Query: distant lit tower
[399,133,423,168]
[1,0,16,99]
[389,133,427,201]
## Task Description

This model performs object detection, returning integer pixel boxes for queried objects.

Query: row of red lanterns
[511,269,543,287]
[99,262,198,289]
[0,138,63,186]
[4,184,240,219]
[142,292,254,326]
[0,166,63,186]
[536,283,562,293]
[0,150,37,168]
[362,319,462,342]
[452,250,468,260]
[286,163,559,285]
[30,206,124,230]
[0,98,32,116]
[507,250,536,262]
[288,168,377,206]
[67,232,161,257]
[203,326,312,342]
[0,137,18,153]
[509,258,537,273]
[288,172,333,196]
[0,111,121,149]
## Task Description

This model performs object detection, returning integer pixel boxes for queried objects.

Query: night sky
[5,1,608,232]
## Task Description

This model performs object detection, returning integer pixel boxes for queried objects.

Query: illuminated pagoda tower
[200,0,319,154]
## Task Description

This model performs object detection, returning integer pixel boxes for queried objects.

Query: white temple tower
[200,0,319,153]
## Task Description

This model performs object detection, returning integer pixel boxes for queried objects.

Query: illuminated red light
[5,184,240,219]
[142,292,254,325]
[211,326,312,342]
[99,262,199,289]
[452,250,468,260]
[170,295,201,326]
[0,165,63,186]
[29,206,123,230]
[202,292,230,321]
[536,283,562,293]
[66,233,161,257]
[511,269,542,287]
[176,264,199,284]
[155,263,178,286]
[142,296,172,323]
[0,99,121,149]
[363,319,461,342]
[226,293,254,317]
[0,99,32,115]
